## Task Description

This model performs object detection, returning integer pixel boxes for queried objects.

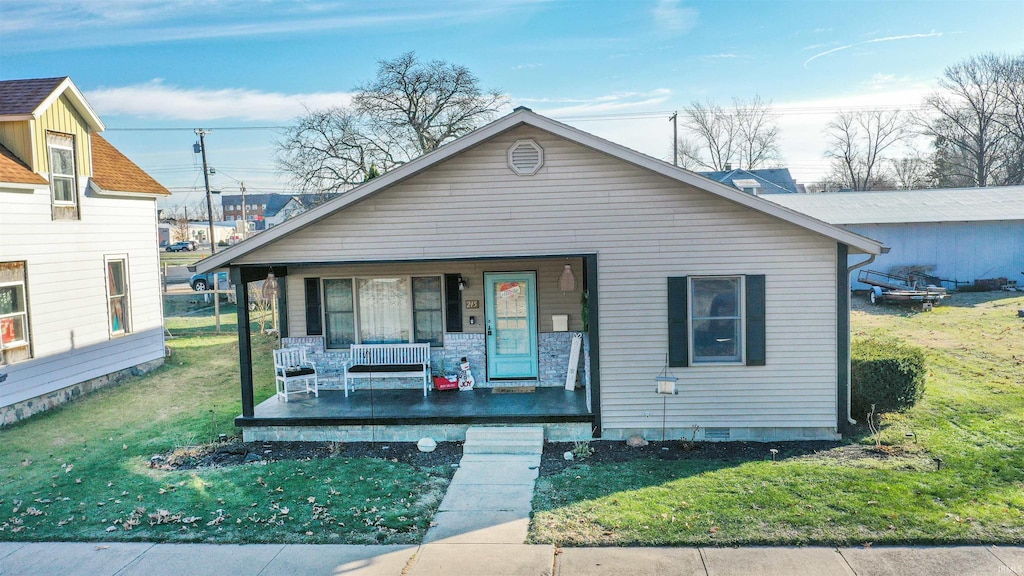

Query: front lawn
[530,292,1024,546]
[0,334,449,544]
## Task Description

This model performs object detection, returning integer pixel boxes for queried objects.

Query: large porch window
[323,276,442,348]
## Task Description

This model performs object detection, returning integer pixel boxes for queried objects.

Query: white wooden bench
[343,343,431,397]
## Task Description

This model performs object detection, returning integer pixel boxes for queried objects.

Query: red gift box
[433,376,458,391]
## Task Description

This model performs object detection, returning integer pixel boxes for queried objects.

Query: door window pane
[324,279,355,348]
[358,278,409,344]
[493,280,530,354]
[0,262,31,365]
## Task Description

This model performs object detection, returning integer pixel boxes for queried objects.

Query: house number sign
[465,300,480,309]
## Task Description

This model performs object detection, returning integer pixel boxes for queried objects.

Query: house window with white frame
[47,133,78,218]
[0,262,31,365]
[322,276,443,349]
[106,258,131,336]
[690,276,743,363]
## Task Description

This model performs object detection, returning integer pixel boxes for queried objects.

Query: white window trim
[322,275,444,349]
[688,275,745,365]
[47,132,77,206]
[104,255,132,337]
[0,276,31,364]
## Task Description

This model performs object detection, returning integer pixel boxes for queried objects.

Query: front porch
[236,386,594,442]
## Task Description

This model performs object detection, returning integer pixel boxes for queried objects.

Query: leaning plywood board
[565,332,583,390]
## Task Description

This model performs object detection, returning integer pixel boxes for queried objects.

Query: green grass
[530,293,1024,546]
[0,334,449,544]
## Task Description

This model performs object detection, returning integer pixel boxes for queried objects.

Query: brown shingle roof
[0,77,68,116]
[90,133,170,195]
[0,143,47,185]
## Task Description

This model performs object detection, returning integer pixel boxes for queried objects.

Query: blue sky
[2,0,1022,207]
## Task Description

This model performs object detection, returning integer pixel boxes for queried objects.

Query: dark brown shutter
[668,277,688,367]
[304,277,322,335]
[444,274,463,333]
[745,274,766,366]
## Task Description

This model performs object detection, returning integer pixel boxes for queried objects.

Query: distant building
[767,186,1024,289]
[221,193,325,230]
[698,168,800,195]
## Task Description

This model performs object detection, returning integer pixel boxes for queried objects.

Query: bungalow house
[196,108,883,443]
[767,187,1024,290]
[0,77,169,425]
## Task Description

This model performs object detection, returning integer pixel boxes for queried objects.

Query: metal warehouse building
[768,187,1024,290]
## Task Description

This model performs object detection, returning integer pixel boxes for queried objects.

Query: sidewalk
[1,541,1021,576]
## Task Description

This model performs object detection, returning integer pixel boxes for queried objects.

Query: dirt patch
[539,439,905,477]
[150,439,463,471]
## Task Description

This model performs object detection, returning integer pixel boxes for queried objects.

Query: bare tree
[277,53,507,195]
[276,106,403,196]
[733,96,781,169]
[994,54,1024,184]
[681,96,781,171]
[354,52,508,154]
[825,109,911,191]
[919,53,1012,187]
[889,154,934,190]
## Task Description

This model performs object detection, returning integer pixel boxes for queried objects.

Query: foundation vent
[704,427,731,441]
[508,139,544,175]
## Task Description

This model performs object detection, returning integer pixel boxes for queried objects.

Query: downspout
[843,252,881,424]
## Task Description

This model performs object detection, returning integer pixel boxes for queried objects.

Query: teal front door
[485,272,539,379]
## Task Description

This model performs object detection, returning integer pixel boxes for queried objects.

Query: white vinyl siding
[0,183,164,407]
[244,126,839,433]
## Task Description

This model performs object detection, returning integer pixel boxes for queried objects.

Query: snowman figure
[457,357,475,391]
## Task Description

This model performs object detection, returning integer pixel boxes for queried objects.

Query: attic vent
[507,139,544,175]
[704,428,731,441]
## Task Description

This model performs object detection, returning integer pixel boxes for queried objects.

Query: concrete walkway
[1,541,1022,575]
[421,426,544,546]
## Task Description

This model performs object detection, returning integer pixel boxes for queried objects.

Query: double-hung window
[0,262,31,365]
[668,274,766,367]
[106,258,131,336]
[320,276,443,348]
[47,133,78,218]
[690,277,743,363]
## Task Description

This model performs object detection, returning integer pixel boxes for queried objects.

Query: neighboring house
[197,108,883,443]
[767,187,1024,290]
[222,193,324,230]
[0,77,169,425]
[699,168,800,195]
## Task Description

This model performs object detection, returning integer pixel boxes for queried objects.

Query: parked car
[190,271,228,291]
[166,241,196,252]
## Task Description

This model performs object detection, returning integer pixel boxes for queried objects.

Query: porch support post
[836,243,851,435]
[276,269,288,338]
[232,266,255,418]
[585,254,602,438]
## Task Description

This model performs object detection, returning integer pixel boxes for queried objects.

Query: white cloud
[652,0,698,35]
[525,89,672,116]
[86,80,352,121]
[1,0,550,51]
[803,31,943,68]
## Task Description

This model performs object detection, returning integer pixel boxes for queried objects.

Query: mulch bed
[151,439,463,471]
[539,439,867,477]
[151,437,894,478]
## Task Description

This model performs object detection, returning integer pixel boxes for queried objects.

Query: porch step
[463,426,543,455]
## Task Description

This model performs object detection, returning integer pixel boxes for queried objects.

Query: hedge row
[851,336,926,419]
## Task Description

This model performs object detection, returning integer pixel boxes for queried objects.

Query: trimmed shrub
[851,336,926,419]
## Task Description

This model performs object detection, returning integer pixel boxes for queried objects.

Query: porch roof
[196,109,883,275]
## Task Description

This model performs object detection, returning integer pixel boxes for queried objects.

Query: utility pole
[240,181,247,240]
[669,111,678,167]
[195,129,216,255]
